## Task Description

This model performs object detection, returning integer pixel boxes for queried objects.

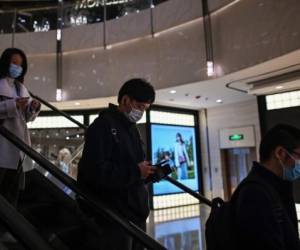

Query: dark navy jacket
[235,162,300,250]
[77,104,149,223]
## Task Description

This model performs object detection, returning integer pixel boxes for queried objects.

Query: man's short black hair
[0,48,28,83]
[260,124,300,162]
[118,78,155,104]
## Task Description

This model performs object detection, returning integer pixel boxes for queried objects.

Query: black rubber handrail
[165,176,212,206]
[30,92,213,207]
[29,91,88,130]
[0,194,54,250]
[0,126,166,250]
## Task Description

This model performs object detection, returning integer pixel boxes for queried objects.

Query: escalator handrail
[0,194,54,250]
[30,92,213,207]
[0,126,167,250]
[29,91,88,130]
[165,176,212,206]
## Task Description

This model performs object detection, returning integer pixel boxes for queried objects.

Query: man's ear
[274,146,286,161]
[120,95,131,108]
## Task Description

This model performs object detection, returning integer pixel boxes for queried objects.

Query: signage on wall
[220,126,255,149]
[229,134,244,141]
[75,0,133,10]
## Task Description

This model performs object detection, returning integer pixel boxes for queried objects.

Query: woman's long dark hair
[0,48,28,83]
[176,133,184,144]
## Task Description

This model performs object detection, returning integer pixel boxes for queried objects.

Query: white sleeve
[183,144,190,165]
[25,99,41,122]
[174,143,179,167]
[0,98,18,119]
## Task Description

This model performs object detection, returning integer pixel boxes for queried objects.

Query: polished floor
[147,204,210,250]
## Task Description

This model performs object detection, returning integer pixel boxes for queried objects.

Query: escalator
[0,92,213,249]
[0,125,167,250]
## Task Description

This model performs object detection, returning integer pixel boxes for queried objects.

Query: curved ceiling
[44,48,300,111]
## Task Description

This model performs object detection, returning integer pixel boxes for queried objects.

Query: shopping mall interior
[0,0,300,249]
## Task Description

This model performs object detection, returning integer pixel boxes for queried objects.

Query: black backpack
[205,175,283,250]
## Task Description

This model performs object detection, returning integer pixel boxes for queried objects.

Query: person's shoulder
[235,178,274,205]
[0,78,13,97]
[88,108,115,128]
[0,78,6,84]
[0,78,9,88]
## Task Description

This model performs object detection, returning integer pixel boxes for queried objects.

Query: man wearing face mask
[234,124,300,250]
[77,78,156,250]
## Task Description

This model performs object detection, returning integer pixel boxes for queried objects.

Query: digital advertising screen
[155,217,203,250]
[151,124,199,195]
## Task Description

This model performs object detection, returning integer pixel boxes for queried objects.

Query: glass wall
[29,113,89,180]
[0,0,170,34]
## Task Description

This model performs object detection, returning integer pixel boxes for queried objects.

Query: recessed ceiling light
[276,86,283,90]
[216,99,223,103]
[170,90,176,94]
[75,102,80,106]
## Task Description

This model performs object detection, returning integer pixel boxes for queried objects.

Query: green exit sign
[229,134,244,141]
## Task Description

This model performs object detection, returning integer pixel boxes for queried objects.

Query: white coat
[0,77,40,171]
[174,142,190,167]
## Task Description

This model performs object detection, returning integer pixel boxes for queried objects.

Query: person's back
[234,124,300,250]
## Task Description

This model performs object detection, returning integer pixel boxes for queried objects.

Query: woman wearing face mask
[174,132,190,180]
[0,48,41,208]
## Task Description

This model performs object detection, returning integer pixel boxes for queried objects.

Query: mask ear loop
[278,158,286,178]
[284,149,297,163]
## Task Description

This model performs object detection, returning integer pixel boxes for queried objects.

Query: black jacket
[77,104,149,223]
[235,162,300,250]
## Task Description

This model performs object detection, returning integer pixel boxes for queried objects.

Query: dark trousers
[0,163,24,208]
[79,205,147,250]
[92,219,146,250]
[78,197,148,250]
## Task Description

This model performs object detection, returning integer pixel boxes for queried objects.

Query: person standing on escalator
[0,48,41,208]
[77,78,156,250]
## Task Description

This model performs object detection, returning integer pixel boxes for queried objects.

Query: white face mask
[125,107,144,123]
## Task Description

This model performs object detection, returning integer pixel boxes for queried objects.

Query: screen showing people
[151,124,199,195]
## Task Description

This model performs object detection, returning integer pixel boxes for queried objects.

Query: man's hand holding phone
[138,161,156,179]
